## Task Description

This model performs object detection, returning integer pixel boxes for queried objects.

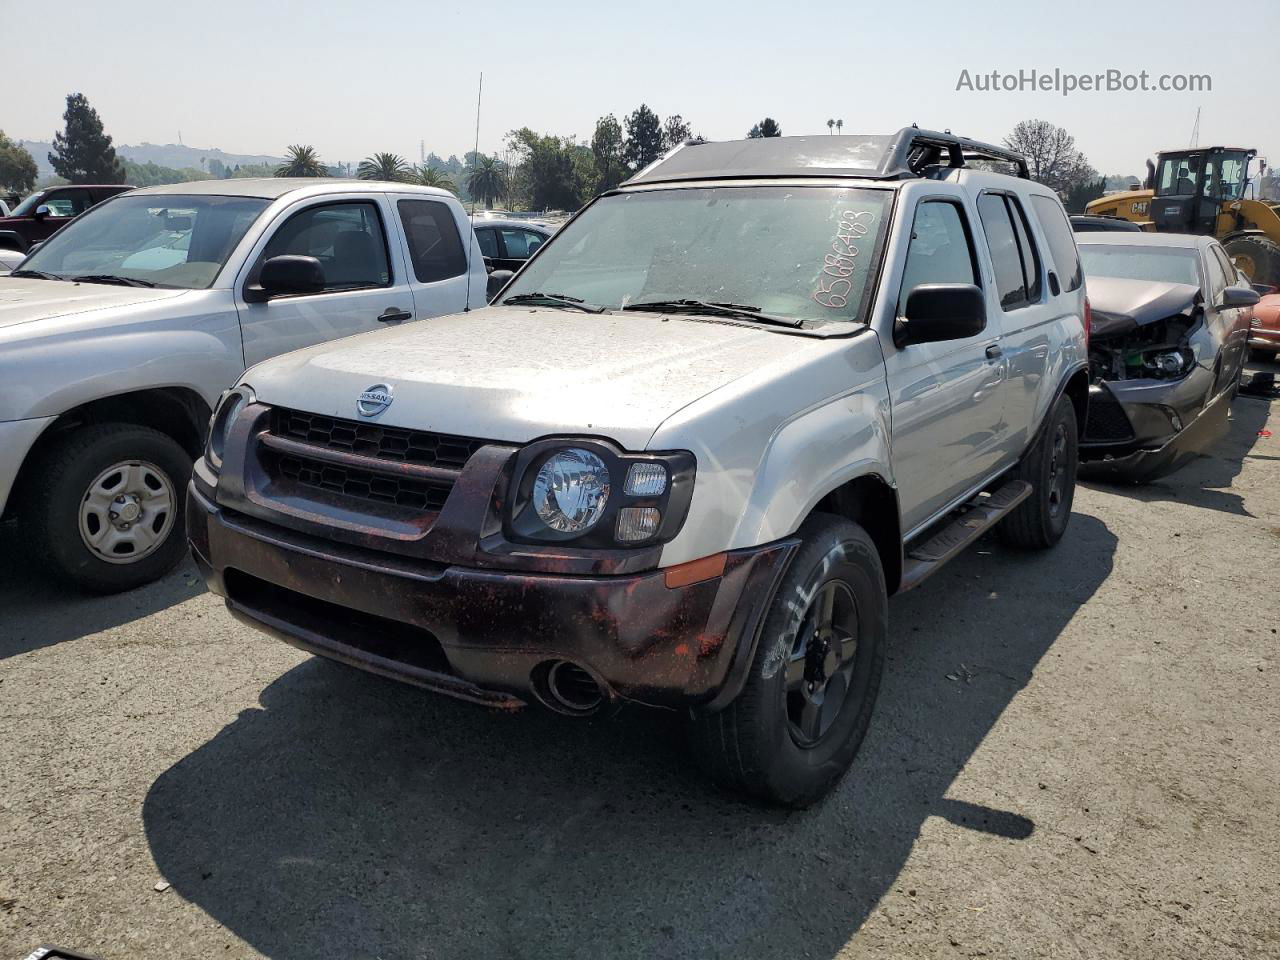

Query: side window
[978,193,1039,310]
[1204,248,1229,300]
[1006,196,1043,303]
[260,201,391,291]
[397,199,466,283]
[499,228,545,260]
[474,227,499,259]
[1030,194,1084,293]
[897,200,980,316]
[45,189,91,217]
[1210,245,1237,284]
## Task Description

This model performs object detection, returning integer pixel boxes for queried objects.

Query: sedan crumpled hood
[244,306,818,450]
[0,276,186,331]
[1087,275,1200,339]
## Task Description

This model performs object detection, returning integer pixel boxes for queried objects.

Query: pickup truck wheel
[997,395,1078,549]
[30,423,192,593]
[688,514,886,808]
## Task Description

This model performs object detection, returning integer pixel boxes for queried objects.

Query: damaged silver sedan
[1079,234,1258,481]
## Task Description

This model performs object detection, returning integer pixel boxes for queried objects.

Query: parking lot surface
[2,382,1277,960]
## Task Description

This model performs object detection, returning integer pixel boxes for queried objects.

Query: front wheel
[998,394,1078,547]
[687,514,887,808]
[29,423,193,593]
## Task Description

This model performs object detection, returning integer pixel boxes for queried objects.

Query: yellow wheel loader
[1085,147,1280,285]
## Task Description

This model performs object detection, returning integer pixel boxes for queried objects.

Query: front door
[237,196,416,366]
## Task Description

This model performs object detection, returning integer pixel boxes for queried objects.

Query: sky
[5,0,1277,177]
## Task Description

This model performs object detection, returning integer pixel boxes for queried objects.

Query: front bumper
[188,483,796,712]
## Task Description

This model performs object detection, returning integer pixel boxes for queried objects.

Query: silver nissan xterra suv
[188,128,1090,806]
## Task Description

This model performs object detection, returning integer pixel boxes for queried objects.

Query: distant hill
[17,139,284,180]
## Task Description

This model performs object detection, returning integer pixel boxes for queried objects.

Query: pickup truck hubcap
[1047,423,1068,517]
[78,460,175,564]
[785,579,860,747]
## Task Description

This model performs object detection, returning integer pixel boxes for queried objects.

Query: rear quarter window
[398,199,466,283]
[1030,194,1084,293]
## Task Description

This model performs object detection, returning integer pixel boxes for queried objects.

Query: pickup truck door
[882,195,1009,536]
[236,194,417,367]
[387,195,471,319]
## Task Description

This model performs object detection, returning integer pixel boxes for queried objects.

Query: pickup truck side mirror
[33,204,52,220]
[487,269,514,301]
[894,283,987,347]
[1219,285,1260,309]
[244,255,326,303]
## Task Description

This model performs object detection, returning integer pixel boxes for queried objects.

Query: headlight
[206,385,255,469]
[532,448,611,533]
[507,439,695,547]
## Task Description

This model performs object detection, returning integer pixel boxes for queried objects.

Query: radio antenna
[466,72,483,309]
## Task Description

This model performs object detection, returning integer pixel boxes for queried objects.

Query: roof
[471,217,553,233]
[1076,232,1210,249]
[623,128,1030,187]
[129,178,456,201]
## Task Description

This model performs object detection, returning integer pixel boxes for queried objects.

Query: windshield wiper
[70,274,159,288]
[502,292,606,313]
[621,299,803,329]
[9,269,63,281]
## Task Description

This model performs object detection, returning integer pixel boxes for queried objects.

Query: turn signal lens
[624,462,668,496]
[616,506,661,542]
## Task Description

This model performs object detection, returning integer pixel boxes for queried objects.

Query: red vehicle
[0,184,132,253]
[1248,293,1280,360]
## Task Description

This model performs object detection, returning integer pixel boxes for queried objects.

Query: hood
[245,307,825,450]
[0,277,187,331]
[1086,275,1200,339]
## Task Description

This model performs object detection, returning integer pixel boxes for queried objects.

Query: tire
[28,423,193,593]
[1223,235,1280,288]
[687,514,887,808]
[997,394,1078,548]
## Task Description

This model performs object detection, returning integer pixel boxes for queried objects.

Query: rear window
[397,199,466,283]
[1031,195,1084,293]
[1078,244,1201,286]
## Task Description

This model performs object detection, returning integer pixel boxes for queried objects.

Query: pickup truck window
[897,200,980,315]
[475,227,499,258]
[978,193,1041,310]
[501,185,891,326]
[396,199,466,283]
[1030,195,1083,293]
[260,201,391,291]
[21,193,269,288]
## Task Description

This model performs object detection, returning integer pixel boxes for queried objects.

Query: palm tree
[836,119,844,134]
[414,166,457,194]
[466,155,504,209]
[357,152,411,182]
[275,144,326,178]
[827,119,835,135]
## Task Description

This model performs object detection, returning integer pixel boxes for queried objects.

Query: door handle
[378,307,412,323]
[985,344,1003,360]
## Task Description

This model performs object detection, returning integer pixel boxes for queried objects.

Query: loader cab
[1151,147,1254,235]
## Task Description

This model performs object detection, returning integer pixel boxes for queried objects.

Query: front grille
[272,408,489,470]
[274,453,452,512]
[1084,391,1135,442]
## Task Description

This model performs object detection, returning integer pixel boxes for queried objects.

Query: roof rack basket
[885,127,1031,180]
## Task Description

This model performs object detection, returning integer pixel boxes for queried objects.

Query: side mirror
[487,269,514,301]
[33,204,51,220]
[244,255,325,303]
[894,283,987,347]
[1220,285,1260,309]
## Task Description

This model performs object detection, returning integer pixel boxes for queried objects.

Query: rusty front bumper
[188,483,796,713]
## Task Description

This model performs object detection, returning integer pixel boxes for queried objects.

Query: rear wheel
[29,423,192,593]
[998,394,1078,547]
[1223,235,1280,288]
[687,514,887,808]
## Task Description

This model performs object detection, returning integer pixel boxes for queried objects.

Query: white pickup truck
[189,130,1092,806]
[0,178,488,591]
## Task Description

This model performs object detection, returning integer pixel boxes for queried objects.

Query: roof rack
[887,127,1030,180]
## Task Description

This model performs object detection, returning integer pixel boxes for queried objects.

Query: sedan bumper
[187,483,796,712]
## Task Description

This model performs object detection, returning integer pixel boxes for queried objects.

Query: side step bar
[898,480,1032,592]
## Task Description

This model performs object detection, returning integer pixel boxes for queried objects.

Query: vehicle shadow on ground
[0,529,203,660]
[143,513,1117,960]
[1081,392,1273,518]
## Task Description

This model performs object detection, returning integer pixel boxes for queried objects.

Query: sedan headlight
[206,385,255,469]
[507,439,695,547]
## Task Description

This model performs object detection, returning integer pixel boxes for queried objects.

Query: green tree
[1003,119,1094,196]
[661,114,693,151]
[123,159,214,187]
[1063,175,1108,215]
[506,128,585,212]
[275,145,327,177]
[748,118,782,138]
[466,155,504,208]
[623,104,664,170]
[48,93,126,183]
[590,114,626,193]
[0,131,38,193]
[415,166,457,193]
[358,152,411,182]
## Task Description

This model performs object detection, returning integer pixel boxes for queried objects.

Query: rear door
[390,196,470,318]
[236,194,418,366]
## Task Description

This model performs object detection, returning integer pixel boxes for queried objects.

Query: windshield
[21,193,269,289]
[10,191,47,217]
[1080,245,1201,287]
[500,185,892,325]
